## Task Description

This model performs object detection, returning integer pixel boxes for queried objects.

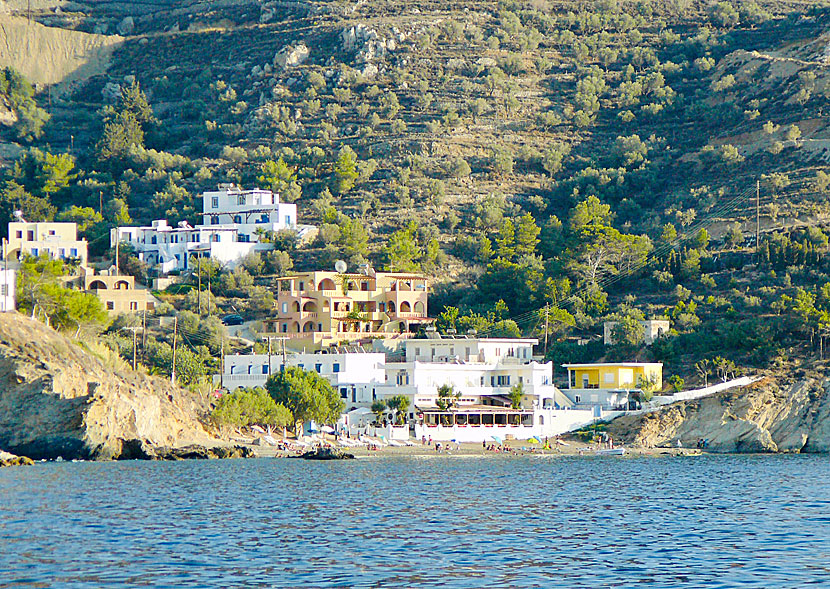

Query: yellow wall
[571,364,662,390]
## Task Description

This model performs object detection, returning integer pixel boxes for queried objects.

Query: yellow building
[76,268,157,314]
[263,269,431,350]
[6,222,88,266]
[563,362,663,391]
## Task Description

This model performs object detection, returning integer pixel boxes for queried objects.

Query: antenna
[334,259,347,273]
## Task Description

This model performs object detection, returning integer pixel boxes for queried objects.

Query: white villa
[113,184,314,273]
[379,337,592,441]
[219,349,387,407]
[217,336,600,442]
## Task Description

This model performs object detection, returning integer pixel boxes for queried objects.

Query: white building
[376,337,595,442]
[0,267,15,311]
[6,222,88,265]
[603,319,670,345]
[219,350,386,407]
[113,184,313,273]
[112,221,267,273]
[217,337,611,442]
[202,185,298,241]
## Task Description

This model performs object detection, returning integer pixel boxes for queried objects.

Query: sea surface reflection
[2,454,829,587]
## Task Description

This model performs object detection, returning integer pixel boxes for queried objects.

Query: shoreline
[249,440,704,459]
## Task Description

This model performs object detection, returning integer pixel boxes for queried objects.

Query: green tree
[436,383,461,411]
[211,387,293,428]
[508,381,525,410]
[383,225,422,271]
[385,394,411,425]
[258,157,301,201]
[333,146,359,195]
[16,254,107,332]
[266,366,345,432]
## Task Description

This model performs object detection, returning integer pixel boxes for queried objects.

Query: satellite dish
[334,260,347,273]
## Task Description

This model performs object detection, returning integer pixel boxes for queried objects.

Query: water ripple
[1,455,830,587]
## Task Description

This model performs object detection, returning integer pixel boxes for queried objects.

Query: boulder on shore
[0,313,227,461]
[0,449,34,467]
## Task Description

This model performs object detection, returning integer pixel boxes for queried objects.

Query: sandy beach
[249,438,703,459]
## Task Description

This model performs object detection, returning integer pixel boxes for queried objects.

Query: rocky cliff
[608,378,830,453]
[0,312,221,460]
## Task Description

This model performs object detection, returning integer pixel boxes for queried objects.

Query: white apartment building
[0,267,15,311]
[202,185,298,242]
[380,337,571,409]
[219,350,386,407]
[6,222,88,265]
[113,184,313,273]
[112,221,266,273]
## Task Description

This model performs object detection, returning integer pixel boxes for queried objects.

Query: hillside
[0,312,219,459]
[4,0,830,388]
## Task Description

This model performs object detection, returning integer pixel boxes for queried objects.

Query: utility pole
[756,179,761,262]
[220,338,224,390]
[142,308,147,348]
[544,303,550,357]
[123,326,141,371]
[262,335,287,375]
[115,236,120,275]
[197,255,202,315]
[171,316,178,384]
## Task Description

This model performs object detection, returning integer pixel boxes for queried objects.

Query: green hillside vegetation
[5,0,830,389]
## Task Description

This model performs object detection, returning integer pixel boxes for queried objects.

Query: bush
[212,387,293,428]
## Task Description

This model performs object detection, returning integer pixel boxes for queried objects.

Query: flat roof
[562,362,663,368]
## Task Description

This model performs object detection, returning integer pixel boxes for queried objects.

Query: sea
[1,454,829,588]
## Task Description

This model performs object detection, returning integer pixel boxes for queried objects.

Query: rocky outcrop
[0,449,35,467]
[608,377,830,453]
[0,313,225,461]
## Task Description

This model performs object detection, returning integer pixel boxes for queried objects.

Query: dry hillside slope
[0,312,219,460]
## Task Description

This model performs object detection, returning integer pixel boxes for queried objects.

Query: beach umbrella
[491,435,503,444]
[321,425,336,434]
[527,437,541,444]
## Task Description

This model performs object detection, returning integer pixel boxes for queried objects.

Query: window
[234,215,242,224]
[281,323,288,333]
[106,302,114,310]
[333,363,340,373]
[1,285,6,296]
[340,387,348,399]
[299,282,305,291]
[604,372,615,384]
[58,249,65,258]
[129,302,138,311]
[26,231,33,241]
[151,236,157,244]
[285,215,292,226]
[315,363,322,373]
[212,197,218,208]
[31,248,38,256]
[281,302,288,314]
[211,217,219,225]
[48,230,56,236]
[238,195,246,205]
[211,235,219,242]
[415,347,420,356]
[575,395,581,403]
[497,375,510,386]
[15,231,22,239]
[262,365,269,375]
[379,302,385,312]
[260,214,269,223]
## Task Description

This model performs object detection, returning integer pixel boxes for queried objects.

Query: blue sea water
[1,454,829,588]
